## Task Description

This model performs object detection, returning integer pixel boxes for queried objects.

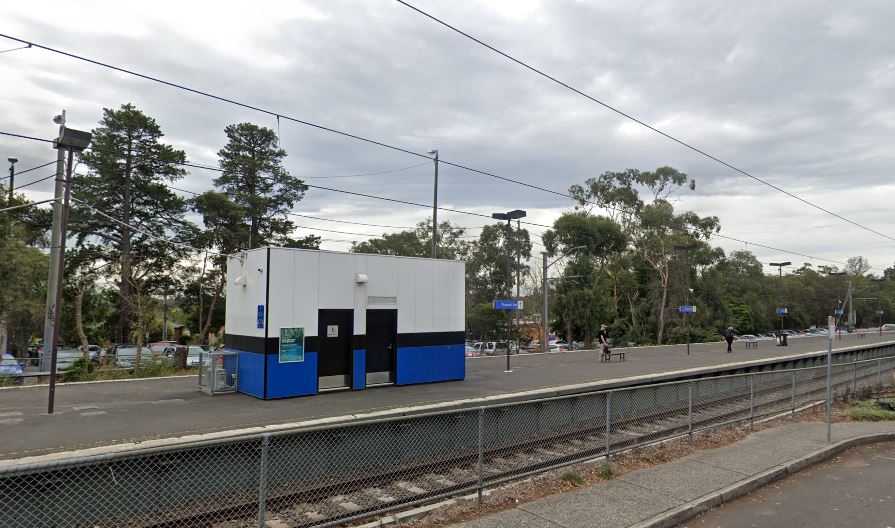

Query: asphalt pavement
[680,440,895,528]
[0,333,891,460]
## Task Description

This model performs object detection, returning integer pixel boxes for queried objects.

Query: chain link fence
[3,354,895,528]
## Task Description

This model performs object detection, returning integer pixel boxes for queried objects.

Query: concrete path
[0,333,889,460]
[452,421,895,528]
[681,441,895,527]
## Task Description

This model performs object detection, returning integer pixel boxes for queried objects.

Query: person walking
[723,326,737,353]
[597,324,611,360]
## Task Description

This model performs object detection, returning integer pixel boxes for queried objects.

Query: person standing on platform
[723,326,737,353]
[597,324,611,360]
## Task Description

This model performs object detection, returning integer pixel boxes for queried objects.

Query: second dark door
[365,309,397,385]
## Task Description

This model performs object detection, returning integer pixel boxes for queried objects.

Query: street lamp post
[828,271,847,339]
[770,262,791,342]
[492,209,526,373]
[541,246,585,354]
[675,244,698,356]
[6,157,17,225]
[427,149,439,259]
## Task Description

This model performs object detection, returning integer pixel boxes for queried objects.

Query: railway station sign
[828,316,835,339]
[777,307,788,314]
[678,305,697,314]
[494,300,523,310]
[279,327,305,363]
[834,309,844,315]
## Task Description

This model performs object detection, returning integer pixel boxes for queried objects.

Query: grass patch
[845,400,895,421]
[598,462,614,480]
[559,471,585,487]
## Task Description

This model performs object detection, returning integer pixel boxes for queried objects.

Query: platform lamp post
[47,125,92,414]
[541,246,585,354]
[675,244,698,355]
[427,149,439,259]
[828,270,847,339]
[493,209,526,373]
[770,262,791,342]
[6,157,16,235]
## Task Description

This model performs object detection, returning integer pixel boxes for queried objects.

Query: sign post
[678,306,697,355]
[494,300,522,372]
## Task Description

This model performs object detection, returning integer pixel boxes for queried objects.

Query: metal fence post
[687,382,693,442]
[878,359,882,388]
[257,433,271,528]
[791,370,796,416]
[749,375,754,431]
[605,391,612,461]
[477,408,484,504]
[853,361,858,396]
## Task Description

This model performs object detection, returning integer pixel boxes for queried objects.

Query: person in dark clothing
[724,326,736,353]
[597,324,610,359]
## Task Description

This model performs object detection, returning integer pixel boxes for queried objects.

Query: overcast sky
[2,0,893,274]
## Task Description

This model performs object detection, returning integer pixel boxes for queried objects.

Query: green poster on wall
[279,327,305,363]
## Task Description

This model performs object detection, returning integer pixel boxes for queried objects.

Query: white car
[186,346,210,367]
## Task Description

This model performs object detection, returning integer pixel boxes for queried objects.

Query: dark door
[317,309,353,390]
[365,309,397,385]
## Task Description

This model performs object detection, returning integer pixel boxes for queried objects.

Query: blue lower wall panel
[266,352,318,399]
[396,344,465,385]
[352,350,366,390]
[236,351,265,398]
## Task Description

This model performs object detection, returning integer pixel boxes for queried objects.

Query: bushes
[60,358,96,382]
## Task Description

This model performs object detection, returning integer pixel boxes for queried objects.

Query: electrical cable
[394,0,895,244]
[13,172,56,190]
[0,198,55,213]
[0,160,56,180]
[0,43,30,54]
[2,128,885,268]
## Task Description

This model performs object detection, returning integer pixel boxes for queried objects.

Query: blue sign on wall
[777,307,788,315]
[834,309,844,315]
[494,300,522,310]
[678,305,697,314]
[257,305,265,329]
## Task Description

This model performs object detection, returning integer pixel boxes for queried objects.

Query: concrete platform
[0,333,892,461]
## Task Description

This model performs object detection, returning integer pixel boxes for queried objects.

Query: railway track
[127,363,887,528]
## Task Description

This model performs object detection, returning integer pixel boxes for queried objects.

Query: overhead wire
[394,0,895,244]
[0,128,882,268]
[0,160,56,180]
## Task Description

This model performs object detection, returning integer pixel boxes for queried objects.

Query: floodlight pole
[41,110,65,373]
[47,147,74,414]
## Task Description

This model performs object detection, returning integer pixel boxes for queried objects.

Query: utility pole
[41,110,66,373]
[541,246,585,355]
[770,261,791,343]
[427,149,438,259]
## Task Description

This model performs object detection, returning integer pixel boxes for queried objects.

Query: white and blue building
[224,247,466,399]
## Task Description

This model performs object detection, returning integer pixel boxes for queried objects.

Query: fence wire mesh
[3,352,895,528]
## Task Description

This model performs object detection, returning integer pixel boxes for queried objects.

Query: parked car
[111,344,152,368]
[149,341,178,357]
[0,353,24,383]
[186,345,209,367]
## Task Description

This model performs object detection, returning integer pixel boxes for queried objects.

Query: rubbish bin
[776,333,788,346]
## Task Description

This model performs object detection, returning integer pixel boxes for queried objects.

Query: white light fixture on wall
[234,275,247,287]
[355,273,368,284]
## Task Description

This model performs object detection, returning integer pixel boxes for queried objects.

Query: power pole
[542,252,548,355]
[428,149,439,259]
[41,110,66,373]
